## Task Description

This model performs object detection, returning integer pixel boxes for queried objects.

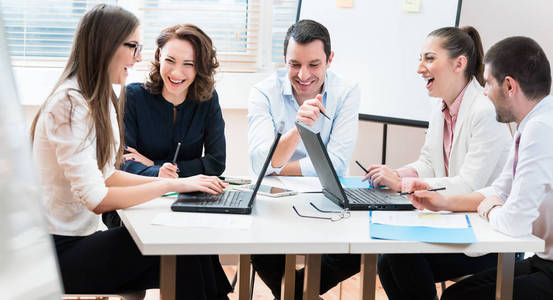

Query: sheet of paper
[275,176,323,193]
[151,212,253,229]
[371,211,469,229]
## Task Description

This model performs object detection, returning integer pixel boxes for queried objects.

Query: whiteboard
[299,0,459,122]
[459,0,553,94]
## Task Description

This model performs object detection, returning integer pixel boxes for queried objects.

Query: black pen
[399,187,446,196]
[172,142,181,172]
[355,160,369,174]
[320,109,331,120]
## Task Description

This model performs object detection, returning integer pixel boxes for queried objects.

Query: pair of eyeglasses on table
[292,202,351,222]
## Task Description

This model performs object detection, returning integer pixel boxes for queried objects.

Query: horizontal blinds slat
[1,0,261,71]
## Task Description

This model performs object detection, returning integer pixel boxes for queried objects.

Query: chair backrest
[0,16,64,300]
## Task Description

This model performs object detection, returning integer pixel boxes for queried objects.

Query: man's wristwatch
[480,202,503,220]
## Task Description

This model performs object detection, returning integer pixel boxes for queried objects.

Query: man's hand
[477,196,503,221]
[296,94,326,127]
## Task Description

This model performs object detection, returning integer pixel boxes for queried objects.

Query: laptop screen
[295,121,348,208]
[249,121,285,196]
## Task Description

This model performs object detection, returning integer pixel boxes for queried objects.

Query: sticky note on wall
[403,0,421,13]
[336,0,354,8]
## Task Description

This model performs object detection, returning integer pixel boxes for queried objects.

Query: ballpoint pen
[172,142,181,173]
[399,187,446,196]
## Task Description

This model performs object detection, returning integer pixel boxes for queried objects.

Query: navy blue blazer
[122,83,226,177]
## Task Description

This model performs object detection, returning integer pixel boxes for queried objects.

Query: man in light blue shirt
[249,20,362,300]
[248,20,360,177]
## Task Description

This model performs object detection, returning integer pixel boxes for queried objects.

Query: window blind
[271,0,298,64]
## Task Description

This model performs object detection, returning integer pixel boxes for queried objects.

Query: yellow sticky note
[402,0,421,13]
[336,0,353,9]
[418,213,442,220]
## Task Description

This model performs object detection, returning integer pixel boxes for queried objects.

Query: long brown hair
[429,26,485,86]
[30,4,139,170]
[145,24,219,101]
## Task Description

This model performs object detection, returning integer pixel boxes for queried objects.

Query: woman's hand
[363,165,401,191]
[158,162,179,179]
[172,175,228,195]
[123,146,154,166]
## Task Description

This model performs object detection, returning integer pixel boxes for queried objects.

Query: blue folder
[338,176,373,189]
[369,212,477,244]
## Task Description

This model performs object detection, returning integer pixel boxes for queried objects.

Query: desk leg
[281,254,296,300]
[496,253,515,300]
[303,254,321,300]
[160,255,176,300]
[360,254,377,300]
[237,254,251,300]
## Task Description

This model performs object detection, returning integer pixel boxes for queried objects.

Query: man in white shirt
[408,36,553,299]
[248,19,360,177]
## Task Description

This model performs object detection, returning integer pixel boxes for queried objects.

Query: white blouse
[33,77,119,236]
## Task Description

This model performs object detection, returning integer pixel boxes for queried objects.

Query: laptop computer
[295,121,414,211]
[171,122,284,214]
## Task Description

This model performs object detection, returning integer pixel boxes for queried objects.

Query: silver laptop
[296,121,414,211]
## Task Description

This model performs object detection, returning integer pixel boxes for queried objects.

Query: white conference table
[119,185,544,300]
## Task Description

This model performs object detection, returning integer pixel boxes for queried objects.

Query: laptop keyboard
[196,190,243,207]
[344,188,390,204]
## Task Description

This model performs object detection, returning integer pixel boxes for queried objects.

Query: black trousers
[442,255,553,300]
[251,254,360,299]
[377,253,498,300]
[102,210,122,228]
[53,226,232,300]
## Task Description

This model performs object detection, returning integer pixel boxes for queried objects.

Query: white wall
[460,0,553,92]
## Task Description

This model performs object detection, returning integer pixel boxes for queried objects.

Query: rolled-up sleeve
[45,93,108,211]
[248,87,284,175]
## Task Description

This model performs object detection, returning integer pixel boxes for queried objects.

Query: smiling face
[417,36,463,99]
[109,27,142,85]
[285,39,333,103]
[159,38,197,102]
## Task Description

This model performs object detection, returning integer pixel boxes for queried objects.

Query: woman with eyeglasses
[30,5,231,299]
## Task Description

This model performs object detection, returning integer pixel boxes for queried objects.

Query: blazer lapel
[449,78,480,173]
[432,109,446,178]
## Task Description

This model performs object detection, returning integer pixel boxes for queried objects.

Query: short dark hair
[283,19,331,61]
[484,36,551,100]
[429,26,485,86]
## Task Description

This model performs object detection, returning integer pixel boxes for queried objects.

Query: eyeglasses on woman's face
[123,42,143,59]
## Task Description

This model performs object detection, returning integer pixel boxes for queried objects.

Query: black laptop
[296,121,414,211]
[171,123,284,214]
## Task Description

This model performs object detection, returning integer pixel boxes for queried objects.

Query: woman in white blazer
[373,27,512,300]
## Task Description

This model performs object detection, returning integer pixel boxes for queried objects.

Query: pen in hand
[320,109,331,120]
[399,187,446,196]
[354,160,373,187]
[172,142,181,173]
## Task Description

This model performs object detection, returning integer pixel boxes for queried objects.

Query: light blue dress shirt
[248,69,360,176]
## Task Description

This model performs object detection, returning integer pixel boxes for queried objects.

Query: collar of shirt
[441,80,470,118]
[515,95,553,136]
